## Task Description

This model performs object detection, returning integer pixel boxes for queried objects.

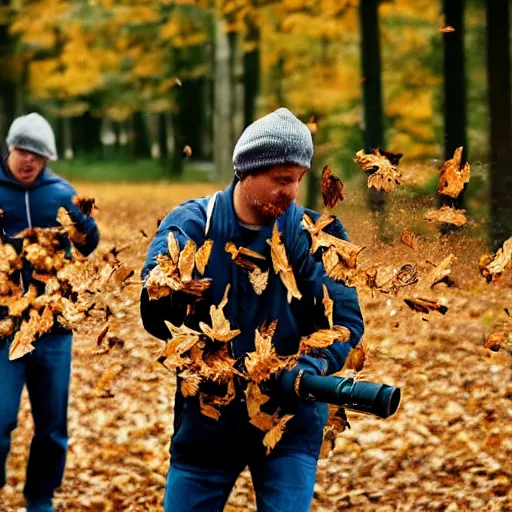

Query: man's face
[7,147,47,186]
[239,164,307,223]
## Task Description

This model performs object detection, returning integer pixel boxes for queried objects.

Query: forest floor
[1,178,511,512]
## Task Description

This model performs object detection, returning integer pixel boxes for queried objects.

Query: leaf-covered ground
[1,181,511,512]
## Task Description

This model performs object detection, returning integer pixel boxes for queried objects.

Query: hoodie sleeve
[292,213,364,375]
[61,185,100,256]
[140,203,207,341]
[67,202,100,256]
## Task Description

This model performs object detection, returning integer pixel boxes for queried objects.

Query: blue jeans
[0,332,72,502]
[164,397,325,512]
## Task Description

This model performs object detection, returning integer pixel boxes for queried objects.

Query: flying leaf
[248,267,269,295]
[178,240,197,283]
[404,297,448,315]
[245,321,292,384]
[424,206,467,226]
[321,165,344,210]
[426,254,456,289]
[438,147,471,198]
[300,326,351,351]
[199,394,221,420]
[322,284,333,328]
[199,284,240,342]
[263,414,294,454]
[400,231,420,250]
[167,232,180,264]
[267,223,302,302]
[73,196,97,217]
[225,242,265,271]
[481,237,512,280]
[354,148,402,192]
[484,331,512,354]
[195,240,213,275]
[179,370,202,397]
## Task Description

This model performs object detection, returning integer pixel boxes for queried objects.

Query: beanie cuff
[7,134,57,160]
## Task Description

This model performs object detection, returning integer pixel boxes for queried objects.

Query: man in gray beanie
[140,107,363,512]
[0,113,99,512]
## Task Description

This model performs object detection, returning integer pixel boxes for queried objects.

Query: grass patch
[51,157,215,183]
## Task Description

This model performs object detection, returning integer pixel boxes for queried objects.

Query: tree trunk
[62,116,73,160]
[73,111,102,158]
[158,112,169,164]
[214,17,233,182]
[486,0,512,251]
[441,0,467,211]
[243,21,260,128]
[305,131,319,210]
[132,111,151,159]
[0,23,16,142]
[359,0,388,239]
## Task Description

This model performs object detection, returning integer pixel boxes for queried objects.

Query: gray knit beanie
[6,113,58,160]
[233,107,313,178]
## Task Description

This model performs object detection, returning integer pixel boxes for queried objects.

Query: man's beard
[246,192,294,223]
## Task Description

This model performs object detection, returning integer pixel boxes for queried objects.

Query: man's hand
[278,355,329,399]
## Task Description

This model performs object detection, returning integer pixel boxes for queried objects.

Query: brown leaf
[178,240,197,283]
[248,267,269,295]
[321,165,344,210]
[306,115,318,134]
[267,223,302,302]
[167,232,180,264]
[183,145,192,158]
[0,318,14,337]
[96,325,109,346]
[484,331,512,354]
[341,344,367,372]
[426,254,456,289]
[263,414,294,454]
[96,363,124,393]
[302,213,364,268]
[354,148,402,192]
[424,206,467,226]
[400,231,420,250]
[195,240,213,275]
[225,242,265,271]
[483,237,512,279]
[57,207,87,245]
[322,284,333,328]
[199,394,221,420]
[73,196,98,217]
[245,382,273,431]
[245,322,292,384]
[300,326,351,351]
[9,309,40,360]
[404,296,448,315]
[199,284,240,342]
[181,278,212,297]
[112,266,135,285]
[438,147,471,198]
[179,370,202,397]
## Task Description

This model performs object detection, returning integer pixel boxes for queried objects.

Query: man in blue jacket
[140,108,364,512]
[0,113,99,512]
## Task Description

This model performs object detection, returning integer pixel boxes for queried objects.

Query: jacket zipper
[20,190,33,293]
[25,190,33,228]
